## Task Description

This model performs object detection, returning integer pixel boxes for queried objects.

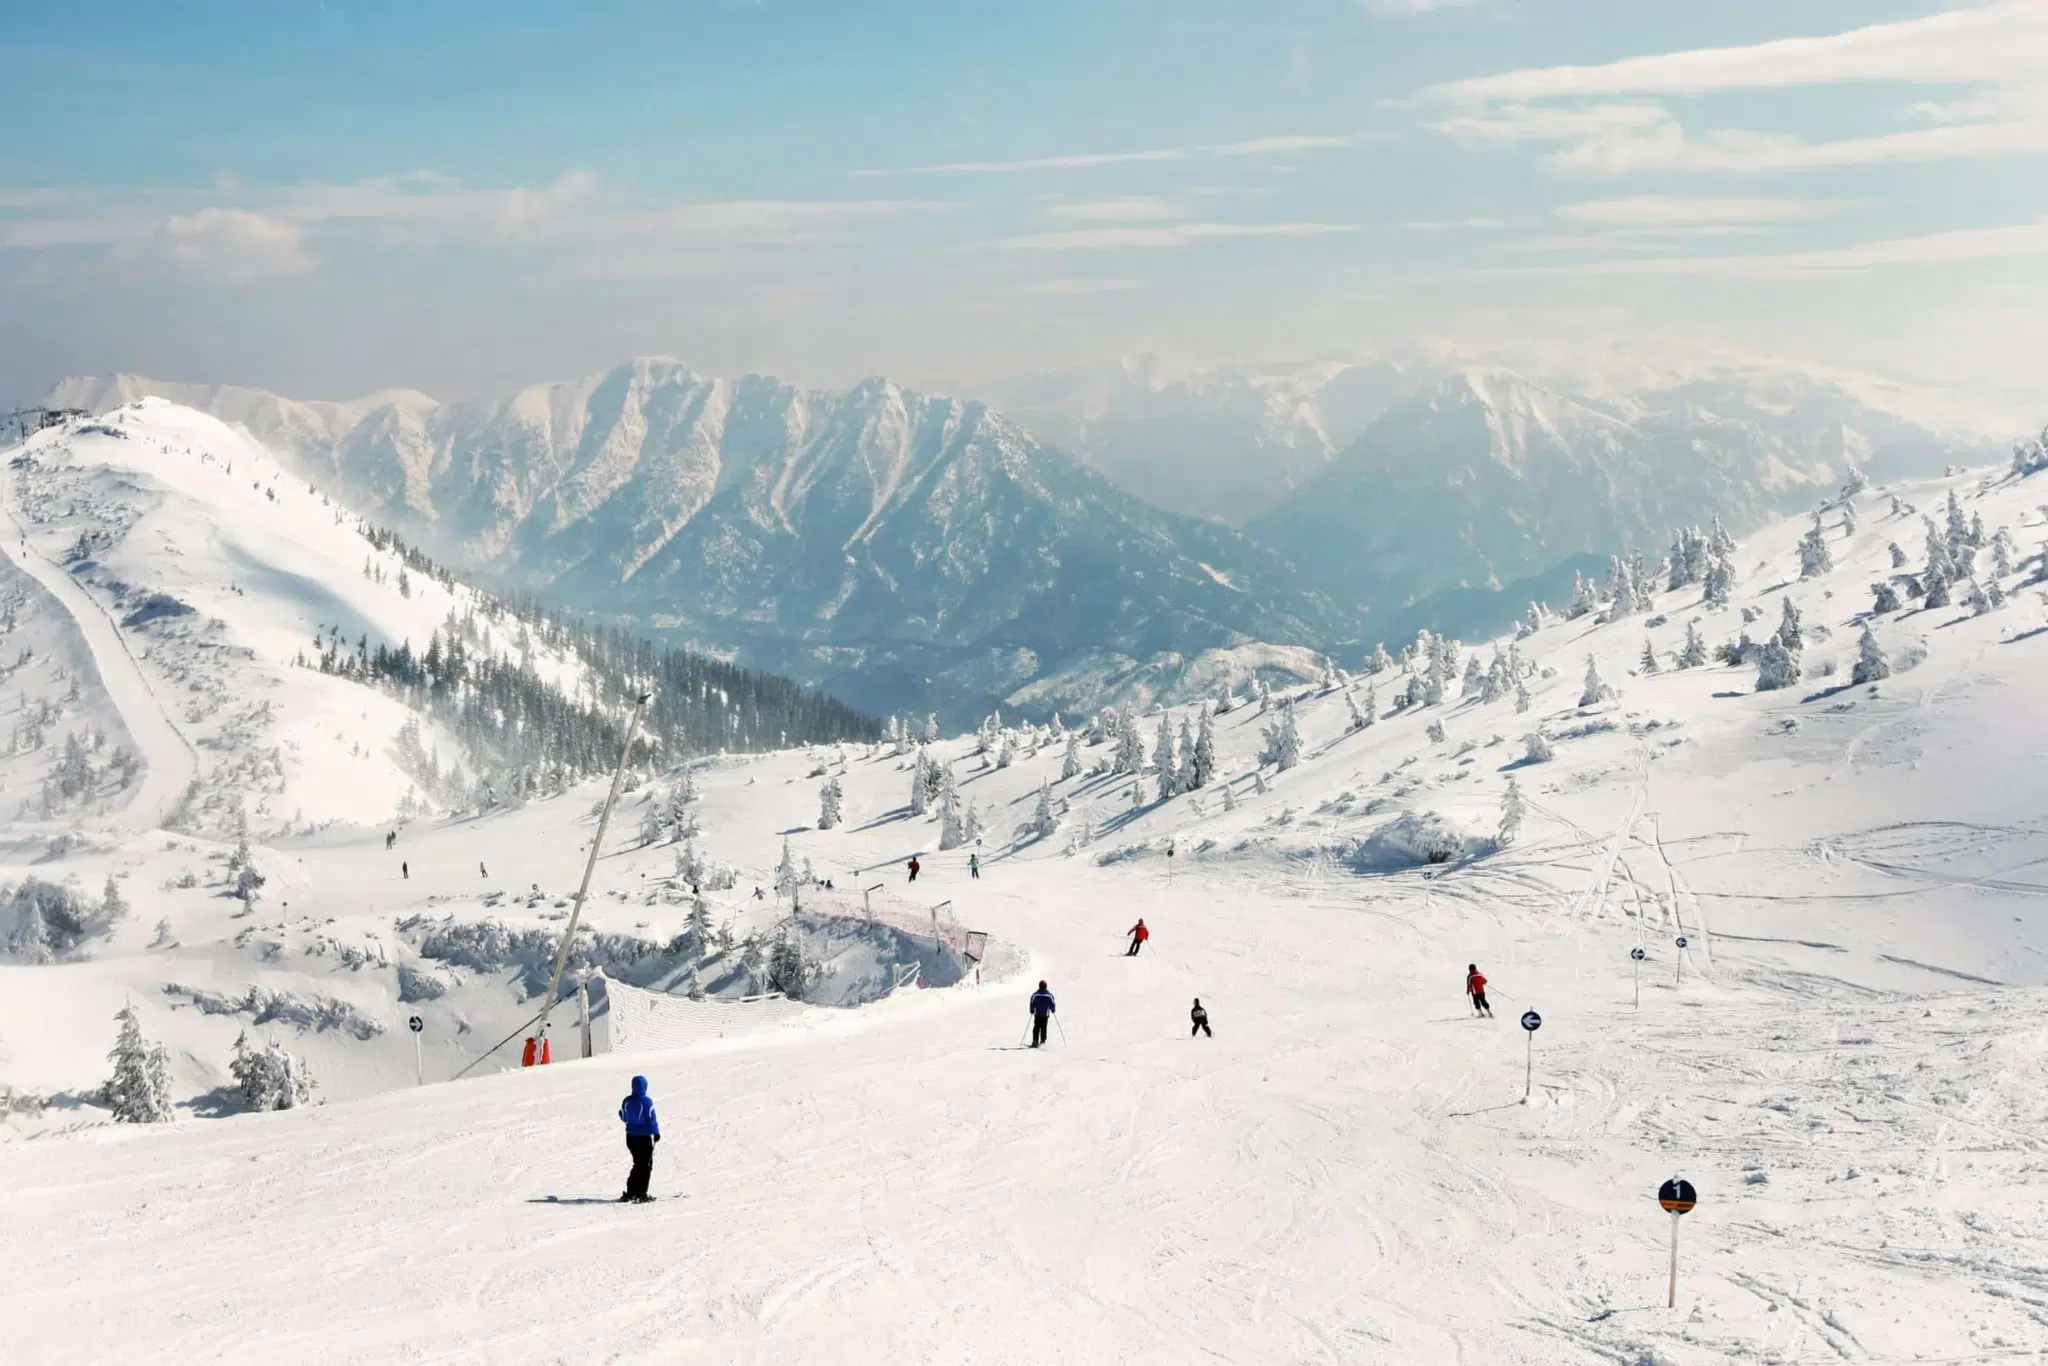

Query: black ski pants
[1031,1014,1050,1048]
[625,1135,655,1199]
[1471,992,1490,1017]
[1126,939,1143,956]
[1191,1020,1211,1038]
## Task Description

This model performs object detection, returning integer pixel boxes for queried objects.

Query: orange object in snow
[521,1037,538,1068]
[538,1036,552,1065]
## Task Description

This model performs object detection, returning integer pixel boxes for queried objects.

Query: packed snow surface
[3,403,2048,1363]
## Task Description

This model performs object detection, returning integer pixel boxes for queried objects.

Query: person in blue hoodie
[1027,980,1055,1048]
[618,1076,660,1203]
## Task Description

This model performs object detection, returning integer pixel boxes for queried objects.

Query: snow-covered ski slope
[6,403,2048,1363]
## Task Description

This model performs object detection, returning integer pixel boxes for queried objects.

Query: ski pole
[1054,1017,1068,1046]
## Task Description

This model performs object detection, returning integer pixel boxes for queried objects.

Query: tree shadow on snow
[2004,625,2048,645]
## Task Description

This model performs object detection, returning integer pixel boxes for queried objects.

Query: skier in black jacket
[1190,999,1211,1038]
[1027,981,1055,1048]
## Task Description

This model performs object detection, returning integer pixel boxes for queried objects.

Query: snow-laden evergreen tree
[1755,640,1801,692]
[1945,492,1971,561]
[1190,709,1216,789]
[1677,619,1708,669]
[995,732,1013,769]
[909,748,931,817]
[1702,548,1735,609]
[766,931,810,1000]
[1924,564,1953,608]
[1112,705,1145,776]
[1049,711,1065,738]
[1988,577,2008,610]
[1522,731,1554,764]
[1514,677,1531,714]
[638,801,665,848]
[1871,581,1902,614]
[1088,707,1112,745]
[1364,678,1380,725]
[100,874,126,925]
[681,893,714,953]
[230,1031,315,1112]
[774,838,800,901]
[1259,704,1302,771]
[1481,646,1510,703]
[1993,528,2017,579]
[1061,731,1082,781]
[1175,717,1197,794]
[818,775,843,830]
[227,820,265,904]
[1567,571,1599,620]
[104,1005,172,1124]
[1774,596,1804,652]
[2011,427,2048,477]
[1580,655,1615,708]
[1461,655,1485,698]
[1841,502,1858,538]
[963,802,984,848]
[1851,625,1890,684]
[1602,555,1641,623]
[1030,779,1058,841]
[1345,686,1368,733]
[1639,638,1661,675]
[1841,465,1869,499]
[1518,603,1543,639]
[1966,579,1995,615]
[922,714,941,744]
[1252,770,1268,795]
[1368,643,1394,674]
[1798,514,1833,579]
[1222,780,1237,811]
[1970,510,1986,549]
[1888,542,1908,569]
[1153,712,1178,800]
[1425,719,1447,745]
[1497,777,1525,847]
[937,765,965,848]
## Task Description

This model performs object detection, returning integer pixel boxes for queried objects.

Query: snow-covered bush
[1755,640,1801,692]
[1497,778,1525,848]
[1351,811,1483,871]
[1870,581,1902,614]
[1579,656,1615,708]
[817,775,843,830]
[1851,626,1890,685]
[229,1031,316,1111]
[1,876,124,962]
[1259,705,1302,771]
[1522,731,1554,764]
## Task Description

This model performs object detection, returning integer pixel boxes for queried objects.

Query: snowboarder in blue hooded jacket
[619,1076,660,1203]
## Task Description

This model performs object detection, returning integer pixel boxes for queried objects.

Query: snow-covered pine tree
[638,801,665,848]
[1842,502,1858,538]
[1514,677,1530,714]
[1889,542,1908,569]
[1518,603,1543,639]
[1364,678,1380,725]
[1925,564,1953,608]
[1639,638,1660,675]
[1346,687,1368,732]
[1107,705,1141,775]
[1945,492,1971,561]
[1798,514,1833,579]
[681,893,713,953]
[909,749,931,817]
[1222,780,1237,811]
[937,765,964,848]
[1191,709,1217,788]
[104,1005,172,1124]
[1461,655,1485,698]
[231,1031,315,1111]
[1775,596,1804,652]
[1988,577,2008,610]
[1259,704,1302,771]
[774,838,799,902]
[1851,625,1890,684]
[1153,713,1178,800]
[1497,777,1525,847]
[1061,731,1082,780]
[1755,640,1801,692]
[923,714,941,744]
[1567,572,1599,620]
[766,931,810,1000]
[995,732,1013,769]
[1580,655,1615,708]
[1702,548,1735,609]
[1049,711,1064,738]
[1522,731,1554,764]
[1030,780,1058,841]
[1967,579,1994,615]
[101,874,126,925]
[1970,510,1986,549]
[1602,555,1639,623]
[1871,581,1902,614]
[1425,719,1447,745]
[1176,717,1197,793]
[963,803,984,847]
[818,775,843,830]
[1369,643,1394,674]
[1993,529,2017,579]
[1677,619,1708,669]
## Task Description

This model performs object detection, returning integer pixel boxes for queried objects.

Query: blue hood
[630,1076,648,1097]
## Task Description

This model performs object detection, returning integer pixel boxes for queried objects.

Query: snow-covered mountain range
[51,366,1354,723]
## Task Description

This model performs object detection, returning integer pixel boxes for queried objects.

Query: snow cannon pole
[534,691,652,1058]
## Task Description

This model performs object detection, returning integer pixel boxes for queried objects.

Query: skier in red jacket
[1466,964,1492,1017]
[1126,919,1149,957]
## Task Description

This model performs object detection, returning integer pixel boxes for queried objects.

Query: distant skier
[968,853,980,880]
[1028,980,1056,1048]
[618,1075,660,1203]
[907,856,921,883]
[1125,919,1149,957]
[479,862,488,879]
[1466,964,1492,1018]
[1190,999,1211,1038]
[385,831,396,851]
[401,861,409,880]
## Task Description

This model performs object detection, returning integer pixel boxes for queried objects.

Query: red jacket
[1466,972,1487,996]
[1130,922,1149,942]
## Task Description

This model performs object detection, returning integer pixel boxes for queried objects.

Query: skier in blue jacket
[1028,981,1056,1048]
[618,1075,660,1203]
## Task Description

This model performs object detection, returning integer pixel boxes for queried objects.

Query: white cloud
[1422,2,2048,174]
[1486,217,2048,278]
[149,209,311,283]
[1556,196,1853,227]
[1360,0,1476,12]
[988,221,1360,251]
[863,133,1364,176]
[1040,197,1189,224]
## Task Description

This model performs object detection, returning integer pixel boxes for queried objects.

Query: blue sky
[2,1,2044,416]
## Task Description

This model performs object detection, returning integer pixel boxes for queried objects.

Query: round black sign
[408,1015,424,1033]
[1658,1178,1697,1213]
[1520,1010,1542,1032]
[1630,947,1647,961]
[1674,935,1688,949]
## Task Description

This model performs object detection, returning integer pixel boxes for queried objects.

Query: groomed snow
[3,403,2048,1362]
